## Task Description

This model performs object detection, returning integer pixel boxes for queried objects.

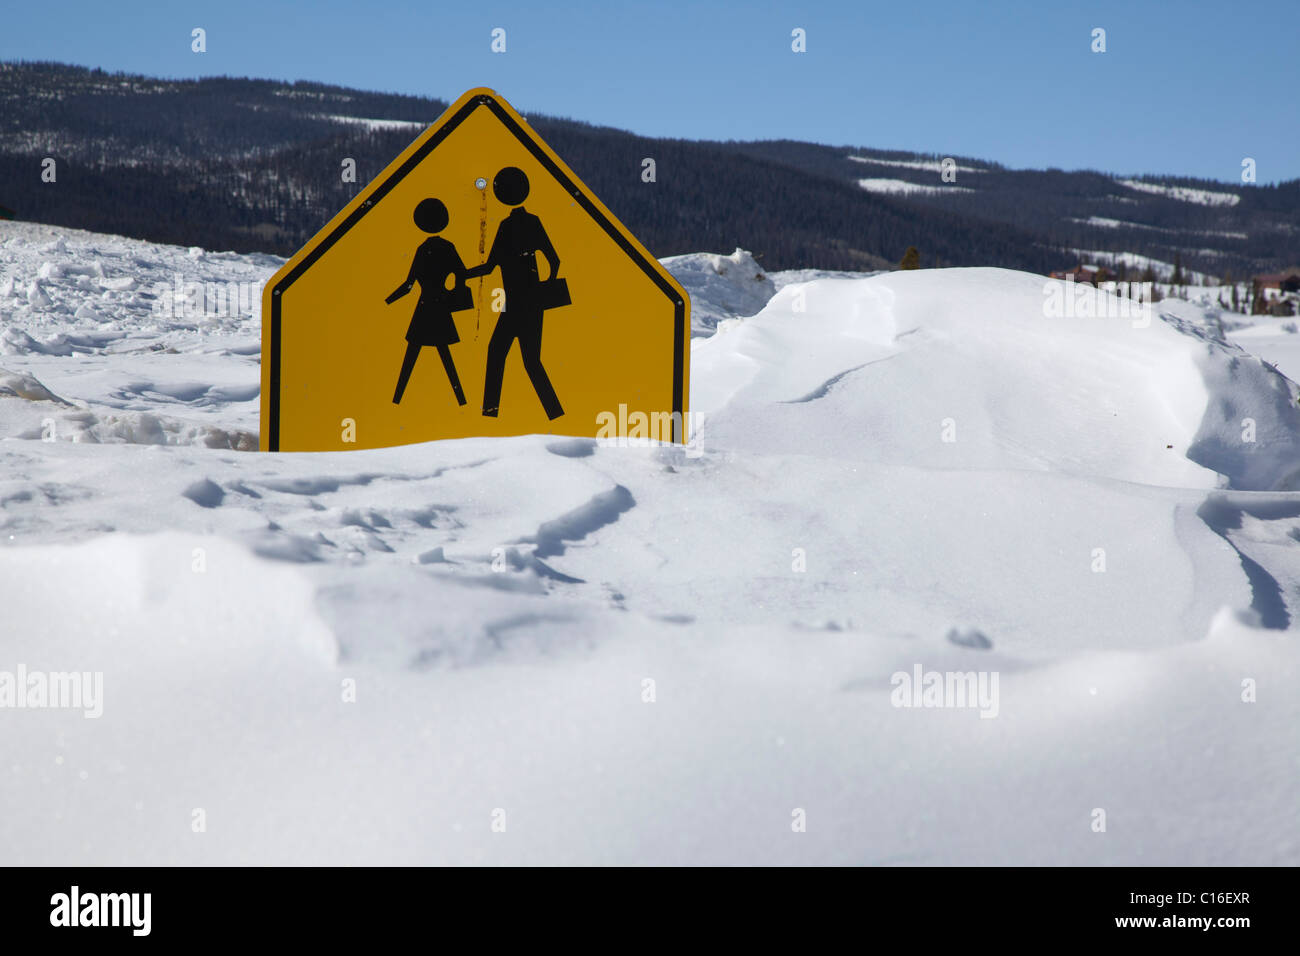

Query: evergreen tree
[1139,265,1162,302]
[1224,272,1240,313]
[1172,253,1185,287]
[900,246,921,270]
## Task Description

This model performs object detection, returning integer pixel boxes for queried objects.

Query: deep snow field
[1,221,1296,865]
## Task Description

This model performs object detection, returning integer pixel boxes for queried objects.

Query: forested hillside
[3,62,1295,277]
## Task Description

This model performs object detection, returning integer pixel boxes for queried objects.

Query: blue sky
[5,0,1296,182]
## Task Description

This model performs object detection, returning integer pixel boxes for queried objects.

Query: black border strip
[268,93,686,451]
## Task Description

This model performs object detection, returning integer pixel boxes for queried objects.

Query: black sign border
[267,92,687,451]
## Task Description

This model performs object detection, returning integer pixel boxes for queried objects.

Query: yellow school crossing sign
[260,87,691,451]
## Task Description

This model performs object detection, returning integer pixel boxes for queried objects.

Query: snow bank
[0,367,71,404]
[696,267,1300,490]
[661,248,775,335]
[2,222,1298,865]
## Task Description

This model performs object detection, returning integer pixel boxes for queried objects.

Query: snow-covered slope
[1,221,1297,865]
[660,247,775,336]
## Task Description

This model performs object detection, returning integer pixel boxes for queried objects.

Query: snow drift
[1,221,1298,865]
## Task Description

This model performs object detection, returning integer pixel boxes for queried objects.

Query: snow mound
[662,248,776,335]
[0,326,78,356]
[33,409,257,449]
[694,267,1300,490]
[0,220,273,349]
[0,367,256,448]
[0,367,72,405]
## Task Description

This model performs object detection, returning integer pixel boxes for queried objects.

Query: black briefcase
[449,283,474,312]
[535,277,571,311]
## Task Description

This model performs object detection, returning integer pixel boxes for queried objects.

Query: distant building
[1049,264,1111,285]
[1252,269,1300,303]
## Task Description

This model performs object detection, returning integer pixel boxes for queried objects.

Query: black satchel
[448,283,474,313]
[535,277,571,311]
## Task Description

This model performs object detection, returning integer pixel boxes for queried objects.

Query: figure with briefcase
[464,166,568,421]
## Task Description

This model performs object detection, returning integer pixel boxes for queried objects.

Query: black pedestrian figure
[385,198,471,406]
[465,166,567,420]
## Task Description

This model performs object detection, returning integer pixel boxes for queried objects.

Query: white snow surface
[1070,216,1248,241]
[315,114,427,132]
[659,248,775,335]
[1068,248,1215,286]
[1,220,1297,865]
[848,155,986,174]
[1118,179,1241,208]
[858,178,973,197]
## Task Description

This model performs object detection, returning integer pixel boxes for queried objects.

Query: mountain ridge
[3,61,1296,277]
